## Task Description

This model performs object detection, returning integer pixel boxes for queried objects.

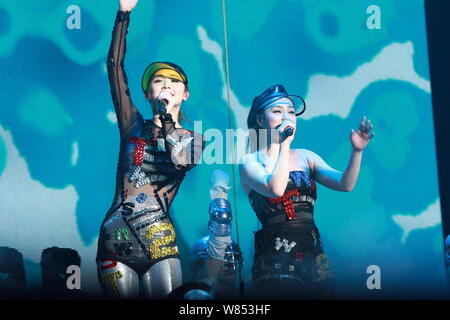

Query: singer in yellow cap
[96,0,204,299]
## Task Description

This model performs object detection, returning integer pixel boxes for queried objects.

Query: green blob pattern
[19,87,73,137]
[302,0,395,54]
[0,0,154,64]
[368,90,419,171]
[212,0,277,40]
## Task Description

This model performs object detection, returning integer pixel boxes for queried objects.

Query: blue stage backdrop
[0,0,446,298]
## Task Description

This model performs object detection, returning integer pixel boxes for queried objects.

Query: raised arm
[107,1,140,134]
[303,149,346,191]
[306,116,374,192]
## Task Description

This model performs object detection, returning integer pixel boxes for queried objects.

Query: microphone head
[158,91,171,102]
[285,127,294,137]
[157,102,166,115]
[159,108,167,115]
[157,92,171,115]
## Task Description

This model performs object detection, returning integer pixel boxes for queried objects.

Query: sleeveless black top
[248,171,318,228]
[248,170,335,295]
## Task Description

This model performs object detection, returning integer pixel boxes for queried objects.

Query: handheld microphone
[284,126,294,137]
[157,92,171,116]
[157,99,167,116]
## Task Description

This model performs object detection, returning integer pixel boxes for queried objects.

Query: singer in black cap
[239,84,374,299]
[95,0,204,298]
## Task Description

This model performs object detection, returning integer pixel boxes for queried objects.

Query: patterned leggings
[97,258,182,299]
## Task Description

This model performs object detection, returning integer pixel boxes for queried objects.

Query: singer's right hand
[119,0,139,12]
[278,119,295,144]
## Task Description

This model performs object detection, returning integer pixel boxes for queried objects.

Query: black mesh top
[103,10,204,219]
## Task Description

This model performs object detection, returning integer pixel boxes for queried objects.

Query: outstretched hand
[119,0,139,12]
[350,116,375,151]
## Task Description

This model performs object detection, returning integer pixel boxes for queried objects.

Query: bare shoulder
[293,148,315,161]
[292,148,321,173]
[294,148,314,157]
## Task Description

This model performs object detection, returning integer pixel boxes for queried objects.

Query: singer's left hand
[350,116,375,151]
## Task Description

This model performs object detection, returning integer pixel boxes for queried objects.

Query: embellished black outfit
[249,171,335,299]
[96,10,204,295]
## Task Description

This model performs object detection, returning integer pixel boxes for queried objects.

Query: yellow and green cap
[141,62,188,93]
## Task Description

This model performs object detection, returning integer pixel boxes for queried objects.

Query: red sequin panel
[100,260,118,270]
[129,136,159,166]
[295,252,304,262]
[129,137,160,164]
[268,189,300,220]
[129,137,146,166]
[311,179,317,193]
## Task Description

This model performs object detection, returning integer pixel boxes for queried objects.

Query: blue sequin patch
[290,171,312,188]
[301,171,312,188]
[289,171,302,188]
[136,192,148,204]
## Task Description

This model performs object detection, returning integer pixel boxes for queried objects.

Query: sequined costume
[248,170,335,299]
[96,10,204,298]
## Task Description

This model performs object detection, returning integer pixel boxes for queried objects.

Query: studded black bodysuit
[96,10,204,276]
[248,170,335,299]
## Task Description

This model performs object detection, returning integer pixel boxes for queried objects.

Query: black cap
[247,84,306,129]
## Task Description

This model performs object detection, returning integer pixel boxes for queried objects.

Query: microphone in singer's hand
[157,92,171,115]
[284,126,294,137]
[158,99,167,115]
